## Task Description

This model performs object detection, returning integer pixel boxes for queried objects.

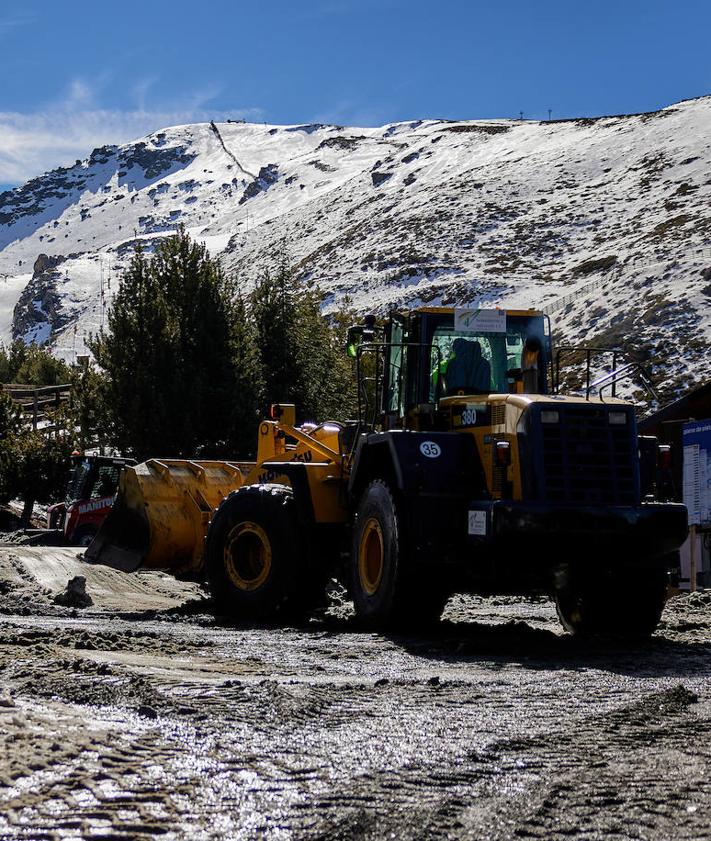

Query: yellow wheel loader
[87,307,688,637]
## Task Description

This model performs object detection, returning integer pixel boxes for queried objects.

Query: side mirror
[346,326,364,358]
[346,322,377,357]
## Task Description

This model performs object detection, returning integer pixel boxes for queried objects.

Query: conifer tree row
[251,260,356,423]
[89,228,356,460]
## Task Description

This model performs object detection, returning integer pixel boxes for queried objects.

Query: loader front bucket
[85,459,248,576]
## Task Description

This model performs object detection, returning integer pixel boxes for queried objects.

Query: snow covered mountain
[1,96,710,402]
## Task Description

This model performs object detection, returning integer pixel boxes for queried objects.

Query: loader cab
[351,307,551,431]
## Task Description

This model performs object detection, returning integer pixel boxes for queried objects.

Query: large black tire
[73,526,97,548]
[555,563,668,640]
[350,480,448,629]
[205,484,309,621]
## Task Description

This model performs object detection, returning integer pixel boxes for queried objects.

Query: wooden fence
[1,383,73,437]
[542,250,711,316]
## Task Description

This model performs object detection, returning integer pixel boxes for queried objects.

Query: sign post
[689,524,698,593]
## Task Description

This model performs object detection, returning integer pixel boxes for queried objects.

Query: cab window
[429,320,547,399]
[430,330,504,398]
[89,466,120,499]
[386,319,406,415]
[66,460,90,503]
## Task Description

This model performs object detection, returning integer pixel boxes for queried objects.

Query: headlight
[541,410,559,424]
[608,412,627,425]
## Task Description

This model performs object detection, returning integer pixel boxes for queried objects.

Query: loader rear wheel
[206,484,304,621]
[350,480,448,629]
[555,563,668,640]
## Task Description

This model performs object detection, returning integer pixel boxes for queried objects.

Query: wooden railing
[1,383,73,436]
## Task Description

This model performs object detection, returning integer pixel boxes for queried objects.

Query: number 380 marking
[419,441,442,458]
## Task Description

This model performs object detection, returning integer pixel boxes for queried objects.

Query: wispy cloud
[0,9,37,37]
[0,78,263,187]
[132,76,159,111]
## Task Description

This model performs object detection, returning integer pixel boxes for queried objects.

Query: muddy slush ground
[0,547,709,840]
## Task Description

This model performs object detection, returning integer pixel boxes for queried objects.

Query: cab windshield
[89,465,121,499]
[429,323,534,399]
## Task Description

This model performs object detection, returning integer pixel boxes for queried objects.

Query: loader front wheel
[206,485,302,621]
[555,563,668,640]
[224,522,272,591]
[350,480,447,628]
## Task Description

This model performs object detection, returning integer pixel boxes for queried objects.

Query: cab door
[383,315,408,428]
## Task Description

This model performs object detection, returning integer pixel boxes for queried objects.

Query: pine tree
[250,261,303,412]
[0,391,21,504]
[251,262,357,423]
[0,390,69,523]
[226,292,261,458]
[91,244,170,456]
[69,366,108,453]
[10,432,69,526]
[320,299,358,422]
[0,340,71,386]
[91,229,259,459]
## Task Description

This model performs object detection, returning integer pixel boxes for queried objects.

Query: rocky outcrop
[12,253,71,344]
[316,136,366,152]
[118,142,195,181]
[53,576,93,608]
[371,171,392,188]
[33,253,65,275]
[0,165,86,229]
[239,164,279,204]
[0,137,193,236]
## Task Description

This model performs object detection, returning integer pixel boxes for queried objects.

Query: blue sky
[1,0,710,187]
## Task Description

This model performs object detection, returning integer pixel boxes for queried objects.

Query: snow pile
[0,97,710,401]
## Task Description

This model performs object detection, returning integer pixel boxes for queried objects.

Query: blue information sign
[683,419,711,527]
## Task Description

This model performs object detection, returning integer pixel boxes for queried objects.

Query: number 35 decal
[419,441,442,458]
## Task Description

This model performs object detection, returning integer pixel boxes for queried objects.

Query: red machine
[47,455,136,546]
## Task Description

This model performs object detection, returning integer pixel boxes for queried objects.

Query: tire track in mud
[3,664,711,839]
[0,703,224,840]
[0,589,710,839]
[454,685,710,841]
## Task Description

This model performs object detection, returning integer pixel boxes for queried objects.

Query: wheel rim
[557,591,584,631]
[358,517,384,596]
[224,521,272,591]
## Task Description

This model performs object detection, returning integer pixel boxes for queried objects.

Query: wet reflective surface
[1,549,710,839]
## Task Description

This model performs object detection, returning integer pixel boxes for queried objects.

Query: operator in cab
[433,337,492,395]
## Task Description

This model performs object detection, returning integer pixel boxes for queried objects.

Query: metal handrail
[554,345,620,397]
[592,362,658,402]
